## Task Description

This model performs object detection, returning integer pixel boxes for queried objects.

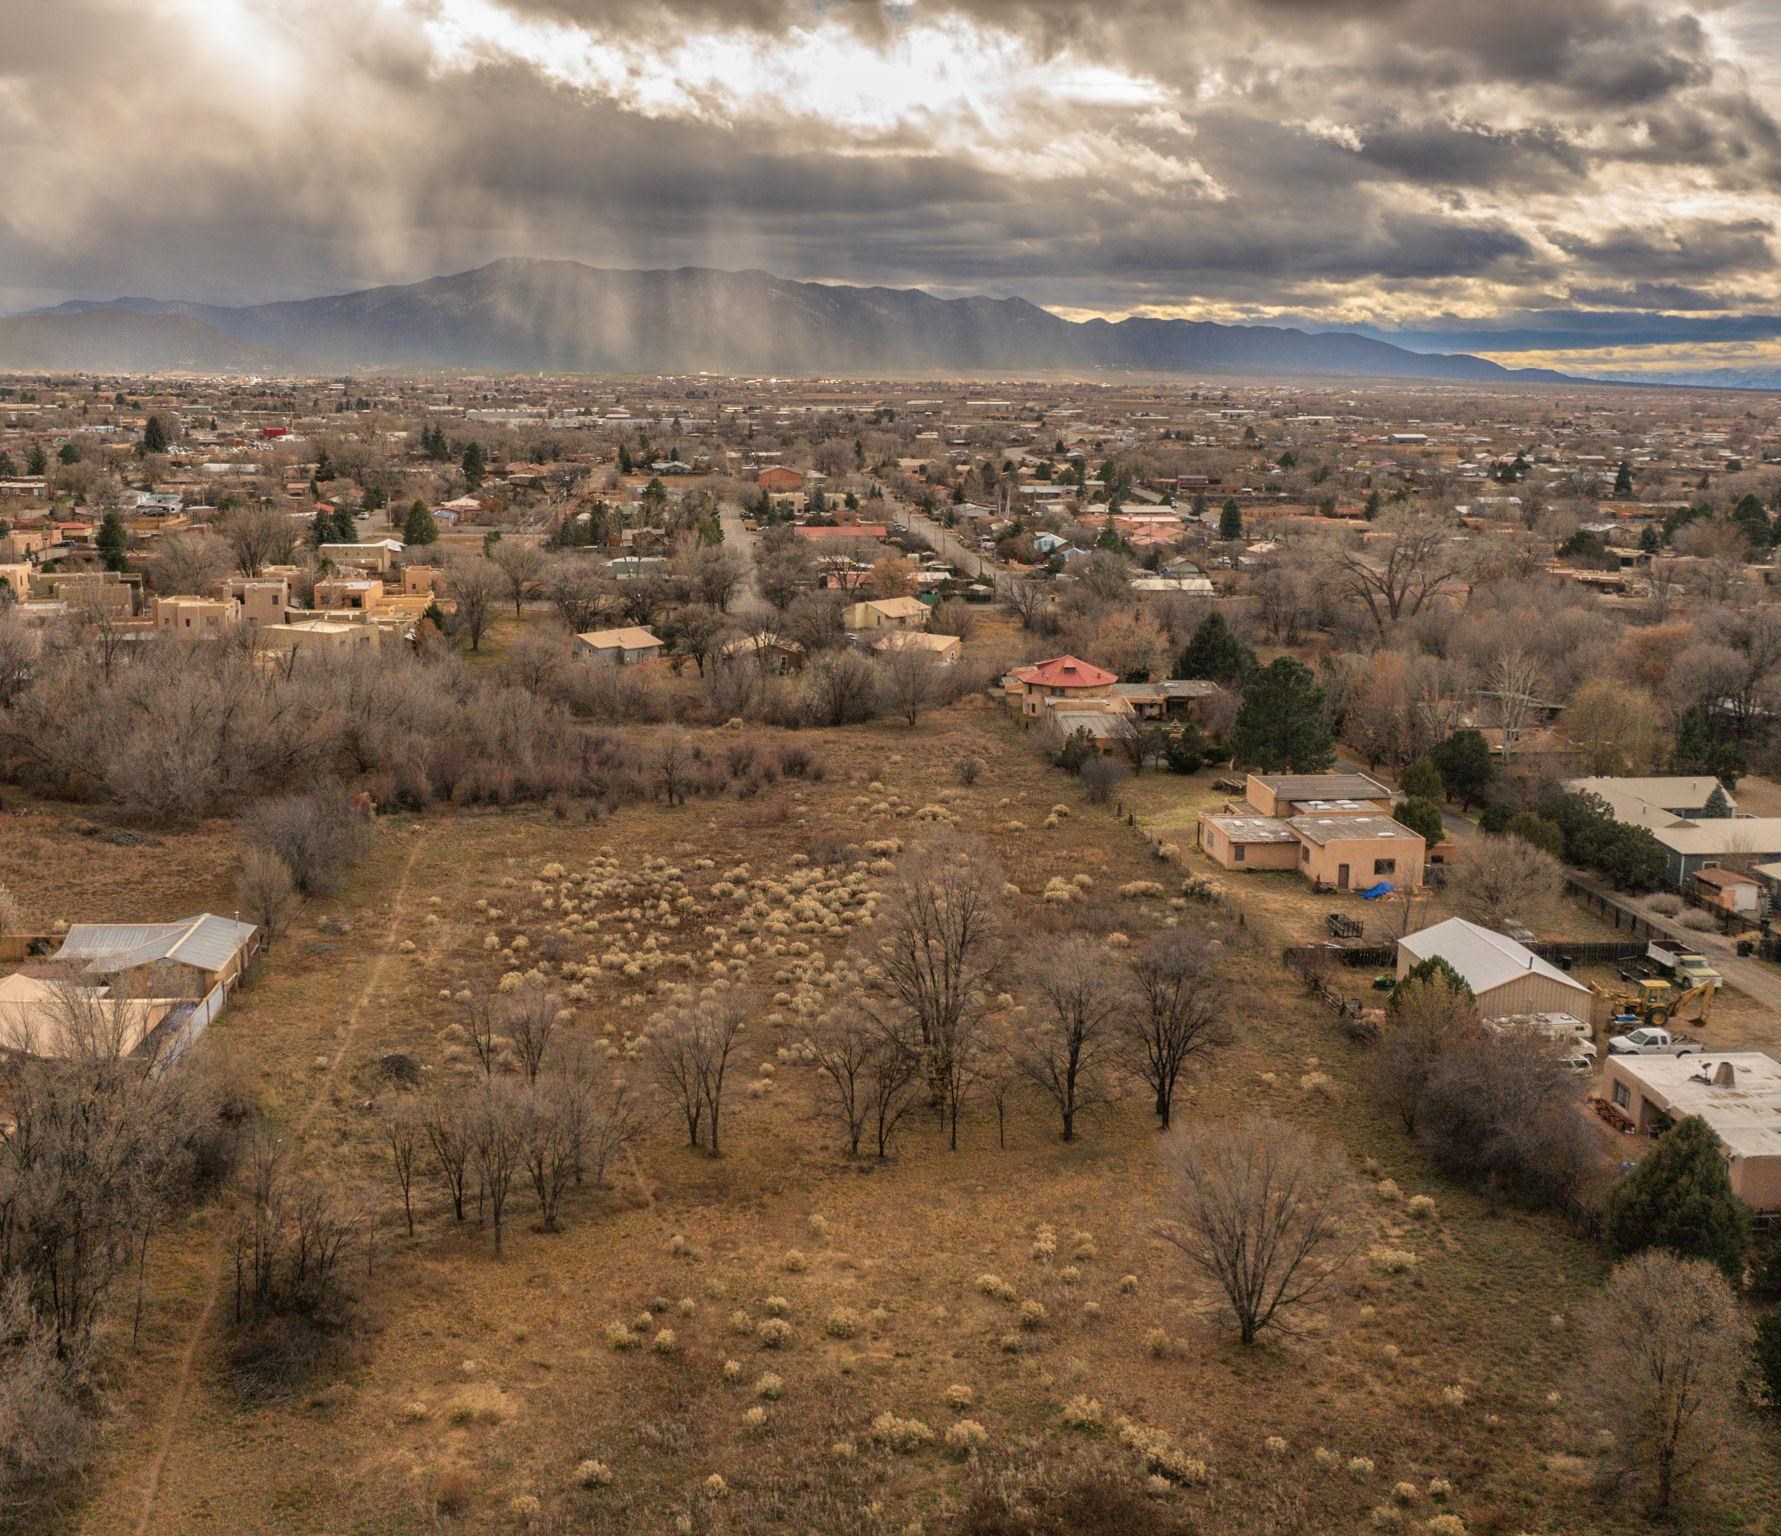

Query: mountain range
[4,258,1575,382]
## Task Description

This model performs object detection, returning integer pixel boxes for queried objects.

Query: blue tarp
[1358,881,1395,900]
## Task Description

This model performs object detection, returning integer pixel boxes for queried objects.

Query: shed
[1395,917,1592,1020]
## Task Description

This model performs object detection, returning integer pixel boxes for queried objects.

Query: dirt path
[125,829,431,1536]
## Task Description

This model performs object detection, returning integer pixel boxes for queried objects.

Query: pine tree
[96,509,129,572]
[1395,796,1445,845]
[1430,729,1494,810]
[1613,459,1633,497]
[1391,955,1473,1009]
[26,441,47,476]
[1228,658,1334,772]
[461,442,486,490]
[403,499,439,546]
[1604,1116,1751,1283]
[1219,499,1243,540]
[1172,612,1255,687]
[141,415,168,455]
[1400,757,1445,802]
[1639,524,1661,555]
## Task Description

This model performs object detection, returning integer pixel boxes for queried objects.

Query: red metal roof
[1011,655,1117,688]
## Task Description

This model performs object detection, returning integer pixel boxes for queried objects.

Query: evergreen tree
[618,443,634,475]
[141,415,169,455]
[1228,658,1334,772]
[58,443,81,465]
[1732,493,1771,548]
[1639,524,1661,555]
[1604,1116,1750,1283]
[1395,796,1446,845]
[1172,612,1255,687]
[0,451,14,478]
[1400,756,1445,802]
[1613,459,1633,497]
[1505,812,1565,859]
[1755,1308,1781,1416]
[26,441,47,476]
[1219,499,1243,540]
[1702,784,1733,819]
[1430,729,1494,810]
[1163,724,1206,775]
[461,441,486,490]
[1364,489,1381,519]
[96,509,129,572]
[1391,955,1473,1009]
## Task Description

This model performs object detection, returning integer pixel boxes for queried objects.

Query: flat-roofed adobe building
[1242,772,1395,818]
[1602,1052,1781,1210]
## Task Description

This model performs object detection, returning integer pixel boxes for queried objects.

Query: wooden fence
[1283,937,1648,972]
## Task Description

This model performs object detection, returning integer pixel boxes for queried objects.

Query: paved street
[717,500,768,616]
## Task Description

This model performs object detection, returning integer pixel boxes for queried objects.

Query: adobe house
[1003,655,1117,717]
[222,576,291,627]
[1288,814,1425,891]
[314,576,385,613]
[845,596,929,632]
[574,626,665,665]
[1241,772,1395,818]
[1601,1053,1781,1211]
[152,595,239,633]
[1197,814,1301,871]
[756,466,804,494]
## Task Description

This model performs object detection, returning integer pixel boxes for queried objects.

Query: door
[1337,864,1350,890]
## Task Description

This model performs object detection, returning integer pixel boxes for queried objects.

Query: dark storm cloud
[1554,219,1776,277]
[0,0,1778,342]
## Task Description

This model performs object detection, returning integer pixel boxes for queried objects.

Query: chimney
[1713,1060,1736,1088]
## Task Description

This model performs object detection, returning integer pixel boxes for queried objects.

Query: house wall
[1475,971,1594,1021]
[1297,833,1424,891]
[1196,817,1298,871]
[1600,1059,1781,1210]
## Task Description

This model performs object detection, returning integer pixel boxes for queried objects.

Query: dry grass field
[7,704,1780,1536]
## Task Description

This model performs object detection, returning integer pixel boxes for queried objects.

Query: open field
[6,707,1780,1536]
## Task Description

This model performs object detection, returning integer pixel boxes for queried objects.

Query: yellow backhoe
[1589,976,1716,1029]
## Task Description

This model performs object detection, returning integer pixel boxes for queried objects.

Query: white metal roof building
[1396,917,1592,1020]
[55,914,258,979]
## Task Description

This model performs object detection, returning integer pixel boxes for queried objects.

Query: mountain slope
[20,260,1570,380]
[0,309,300,374]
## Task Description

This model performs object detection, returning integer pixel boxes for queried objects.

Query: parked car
[1606,1026,1704,1057]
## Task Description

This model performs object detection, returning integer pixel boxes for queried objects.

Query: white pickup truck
[1607,1026,1704,1057]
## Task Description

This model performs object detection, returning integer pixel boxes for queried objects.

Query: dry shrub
[432,1466,474,1515]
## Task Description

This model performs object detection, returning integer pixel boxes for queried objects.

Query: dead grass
[11,705,1780,1536]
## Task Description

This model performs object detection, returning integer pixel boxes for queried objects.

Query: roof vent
[1712,1060,1737,1087]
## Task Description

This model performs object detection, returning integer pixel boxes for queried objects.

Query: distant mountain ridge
[10,259,1574,381]
[0,309,298,374]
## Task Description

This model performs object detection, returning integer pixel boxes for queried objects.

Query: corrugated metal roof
[1397,917,1588,998]
[55,914,256,975]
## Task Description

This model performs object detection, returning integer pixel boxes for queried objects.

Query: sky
[4,0,1781,376]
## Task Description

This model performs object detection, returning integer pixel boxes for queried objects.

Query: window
[1233,845,1245,863]
[1300,845,1309,862]
[1611,1080,1630,1109]
[1374,859,1396,876]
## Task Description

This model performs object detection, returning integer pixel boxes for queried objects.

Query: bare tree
[446,558,503,652]
[149,530,231,595]
[217,504,298,576]
[244,788,370,897]
[420,1092,472,1222]
[501,978,563,1084]
[876,643,940,726]
[468,1082,523,1254]
[379,1096,422,1237]
[652,731,696,806]
[644,985,750,1155]
[802,650,879,727]
[456,982,501,1078]
[519,1074,584,1232]
[1322,508,1464,640]
[490,539,546,618]
[1158,1117,1357,1345]
[1371,977,1480,1134]
[236,847,298,946]
[1581,1251,1754,1517]
[1124,931,1229,1128]
[859,843,1008,1150]
[1019,937,1123,1141]
[806,1007,919,1158]
[1003,573,1053,631]
[1448,834,1563,931]
[1482,646,1546,765]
